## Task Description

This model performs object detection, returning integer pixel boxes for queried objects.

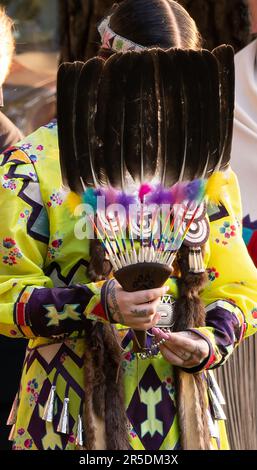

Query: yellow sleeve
[192,169,257,369]
[0,143,108,339]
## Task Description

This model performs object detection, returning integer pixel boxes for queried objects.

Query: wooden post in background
[215,336,257,449]
[58,0,122,63]
[58,0,252,65]
[179,0,251,52]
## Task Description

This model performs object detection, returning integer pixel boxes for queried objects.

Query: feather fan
[121,51,158,184]
[75,57,105,189]
[57,61,84,193]
[139,51,159,182]
[95,53,123,187]
[58,47,234,193]
[122,52,142,183]
[157,49,183,186]
[176,49,202,181]
[212,45,235,170]
[200,50,221,175]
[101,53,128,188]
[192,51,211,178]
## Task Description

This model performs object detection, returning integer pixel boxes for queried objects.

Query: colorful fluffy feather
[65,191,82,215]
[205,171,228,205]
[82,188,98,211]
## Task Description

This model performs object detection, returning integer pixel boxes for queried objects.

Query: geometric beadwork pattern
[14,342,84,450]
[18,181,50,244]
[126,364,177,450]
[207,203,229,222]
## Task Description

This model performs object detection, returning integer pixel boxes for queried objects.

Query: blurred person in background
[0,7,23,151]
[0,6,26,451]
[231,0,257,266]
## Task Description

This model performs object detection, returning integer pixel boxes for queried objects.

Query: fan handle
[114,263,172,352]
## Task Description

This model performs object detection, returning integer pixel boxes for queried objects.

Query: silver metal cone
[42,386,56,423]
[7,394,18,426]
[57,397,70,434]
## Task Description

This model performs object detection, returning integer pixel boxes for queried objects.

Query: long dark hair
[110,0,202,48]
[99,0,202,60]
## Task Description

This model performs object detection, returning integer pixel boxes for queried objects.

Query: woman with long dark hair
[0,0,257,451]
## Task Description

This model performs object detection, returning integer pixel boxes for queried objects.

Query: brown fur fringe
[83,327,97,450]
[173,244,211,450]
[102,324,130,450]
[83,319,129,450]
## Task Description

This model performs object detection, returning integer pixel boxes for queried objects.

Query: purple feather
[147,185,174,205]
[117,192,137,210]
[97,187,119,206]
[95,188,104,197]
[185,180,202,202]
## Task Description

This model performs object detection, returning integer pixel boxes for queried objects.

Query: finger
[130,298,160,318]
[168,334,208,361]
[159,345,185,367]
[131,286,169,305]
[154,330,207,362]
[148,312,162,328]
[152,330,182,357]
[131,320,160,331]
[152,327,171,339]
[157,340,187,360]
[162,338,206,362]
[126,312,161,329]
[160,337,192,354]
[158,332,197,351]
[159,344,201,368]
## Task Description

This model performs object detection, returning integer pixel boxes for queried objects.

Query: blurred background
[0,0,257,452]
[2,0,58,135]
[2,0,256,135]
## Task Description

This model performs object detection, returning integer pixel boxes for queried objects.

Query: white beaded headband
[98,15,146,53]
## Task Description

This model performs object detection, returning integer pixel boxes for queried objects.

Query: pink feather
[170,182,187,204]
[102,187,119,206]
[139,184,152,202]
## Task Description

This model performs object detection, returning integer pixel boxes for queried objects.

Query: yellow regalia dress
[1,121,257,450]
